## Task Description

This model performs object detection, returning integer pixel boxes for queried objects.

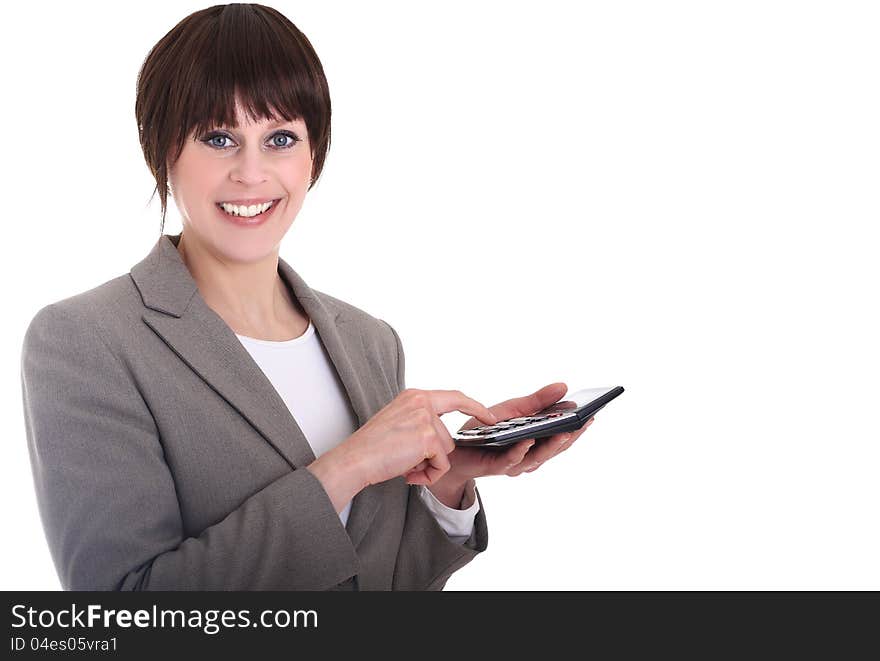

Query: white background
[2,0,878,590]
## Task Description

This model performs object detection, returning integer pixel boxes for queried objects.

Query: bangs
[185,7,322,141]
[161,4,330,163]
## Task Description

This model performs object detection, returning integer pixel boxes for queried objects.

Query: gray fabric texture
[20,233,487,590]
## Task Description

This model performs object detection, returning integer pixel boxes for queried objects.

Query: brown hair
[135,3,332,235]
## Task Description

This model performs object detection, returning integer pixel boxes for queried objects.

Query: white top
[234,320,478,544]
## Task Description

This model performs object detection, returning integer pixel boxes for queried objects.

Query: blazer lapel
[130,233,384,547]
[277,256,386,548]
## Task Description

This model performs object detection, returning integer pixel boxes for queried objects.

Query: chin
[214,225,291,261]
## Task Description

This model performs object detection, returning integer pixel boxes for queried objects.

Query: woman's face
[167,97,313,263]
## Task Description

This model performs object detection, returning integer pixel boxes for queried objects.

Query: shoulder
[307,287,405,389]
[22,274,143,358]
[310,287,403,349]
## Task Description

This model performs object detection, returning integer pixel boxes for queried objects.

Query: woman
[20,3,592,590]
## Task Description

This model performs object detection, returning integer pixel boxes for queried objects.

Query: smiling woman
[20,2,509,593]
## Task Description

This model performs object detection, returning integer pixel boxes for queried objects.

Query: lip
[217,197,279,205]
[216,198,281,227]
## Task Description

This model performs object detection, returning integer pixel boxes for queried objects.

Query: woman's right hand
[344,389,497,488]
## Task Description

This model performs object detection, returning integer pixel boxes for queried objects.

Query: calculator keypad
[455,411,576,438]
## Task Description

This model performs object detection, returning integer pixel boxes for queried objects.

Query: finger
[559,417,594,449]
[422,448,451,485]
[492,382,569,419]
[517,418,596,473]
[406,459,431,476]
[507,433,564,476]
[428,390,497,426]
[430,413,456,455]
[406,459,433,485]
[507,445,540,475]
[406,471,431,485]
[571,416,595,439]
[460,384,570,432]
[511,456,545,476]
[547,418,595,459]
[406,448,450,485]
[549,434,575,460]
[405,415,454,485]
[500,439,535,473]
[503,440,541,476]
[504,415,594,475]
[523,382,570,414]
[530,433,572,464]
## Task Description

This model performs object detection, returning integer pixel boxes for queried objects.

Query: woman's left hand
[404,382,594,487]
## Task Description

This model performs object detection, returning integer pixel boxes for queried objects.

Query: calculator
[452,386,625,448]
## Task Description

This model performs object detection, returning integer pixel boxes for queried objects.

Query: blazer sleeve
[379,320,489,591]
[20,303,360,591]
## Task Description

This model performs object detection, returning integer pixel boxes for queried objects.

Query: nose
[229,145,273,186]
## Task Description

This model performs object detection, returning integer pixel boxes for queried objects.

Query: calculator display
[537,387,618,416]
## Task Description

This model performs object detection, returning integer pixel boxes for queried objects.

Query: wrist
[333,442,371,492]
[427,475,473,509]
[307,444,369,512]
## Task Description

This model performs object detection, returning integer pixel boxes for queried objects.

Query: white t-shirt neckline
[234,319,315,347]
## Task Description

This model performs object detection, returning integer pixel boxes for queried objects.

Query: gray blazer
[20,233,488,590]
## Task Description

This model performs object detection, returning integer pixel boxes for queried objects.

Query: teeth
[219,200,275,217]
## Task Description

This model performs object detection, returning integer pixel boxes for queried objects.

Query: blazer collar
[129,233,383,548]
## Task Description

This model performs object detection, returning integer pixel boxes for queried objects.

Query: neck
[176,231,297,334]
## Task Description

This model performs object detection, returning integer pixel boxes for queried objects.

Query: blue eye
[205,134,232,149]
[200,130,301,151]
[271,133,298,148]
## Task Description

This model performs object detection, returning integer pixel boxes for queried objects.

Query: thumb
[529,382,568,413]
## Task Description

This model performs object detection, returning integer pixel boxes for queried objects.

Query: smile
[215,198,282,227]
